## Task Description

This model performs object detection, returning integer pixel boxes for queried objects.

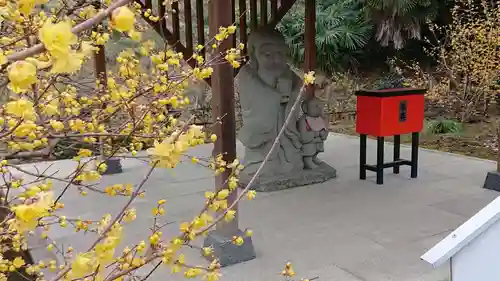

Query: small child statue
[298,97,329,169]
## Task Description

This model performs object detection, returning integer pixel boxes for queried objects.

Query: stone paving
[14,133,499,281]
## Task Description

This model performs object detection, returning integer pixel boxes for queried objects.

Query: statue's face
[255,43,287,76]
[307,99,323,117]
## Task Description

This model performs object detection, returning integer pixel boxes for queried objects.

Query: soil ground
[329,117,497,161]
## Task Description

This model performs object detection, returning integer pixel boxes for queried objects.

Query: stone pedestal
[102,158,123,175]
[203,229,256,267]
[483,171,500,192]
[239,161,337,192]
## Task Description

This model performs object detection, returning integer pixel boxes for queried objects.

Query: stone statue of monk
[236,28,304,178]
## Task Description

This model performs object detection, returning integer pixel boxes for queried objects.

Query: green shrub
[425,119,463,135]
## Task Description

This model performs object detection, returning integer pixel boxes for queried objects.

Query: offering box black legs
[359,133,419,185]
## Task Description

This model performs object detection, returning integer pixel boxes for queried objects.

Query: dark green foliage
[362,0,442,49]
[278,0,373,72]
[425,119,463,135]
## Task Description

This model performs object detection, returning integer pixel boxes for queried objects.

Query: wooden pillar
[204,0,256,267]
[304,0,316,97]
[94,46,106,84]
[208,0,238,236]
[239,0,248,56]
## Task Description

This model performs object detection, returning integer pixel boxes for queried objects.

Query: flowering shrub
[405,0,500,122]
[0,0,275,280]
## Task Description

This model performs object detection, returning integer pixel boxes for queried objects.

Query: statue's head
[302,97,323,117]
[247,28,289,77]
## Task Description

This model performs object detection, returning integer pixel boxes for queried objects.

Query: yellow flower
[201,247,213,256]
[77,149,93,158]
[5,99,36,121]
[184,268,203,278]
[18,0,47,15]
[123,208,136,222]
[227,25,236,34]
[227,159,239,169]
[94,244,115,264]
[70,253,98,279]
[50,50,85,74]
[210,134,217,142]
[0,52,7,65]
[247,190,256,200]
[229,60,239,68]
[281,262,296,277]
[12,257,25,268]
[129,30,142,41]
[43,100,59,116]
[112,7,135,32]
[228,177,239,190]
[304,71,315,85]
[232,236,244,246]
[39,20,77,58]
[10,192,54,233]
[224,210,236,222]
[147,135,192,168]
[204,272,221,281]
[49,120,64,131]
[217,189,229,200]
[7,61,37,93]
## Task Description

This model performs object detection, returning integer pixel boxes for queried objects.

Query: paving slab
[10,133,499,281]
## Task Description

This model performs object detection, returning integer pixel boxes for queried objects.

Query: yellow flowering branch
[6,165,112,196]
[7,0,133,63]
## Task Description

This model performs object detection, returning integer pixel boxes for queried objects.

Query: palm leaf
[279,0,372,72]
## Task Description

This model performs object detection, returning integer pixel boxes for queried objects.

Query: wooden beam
[232,0,237,47]
[260,0,267,25]
[158,0,167,39]
[304,0,316,97]
[171,1,180,42]
[184,0,194,54]
[238,0,248,55]
[250,0,258,30]
[208,0,239,236]
[195,0,205,58]
[267,0,297,29]
[136,0,211,86]
[271,0,278,19]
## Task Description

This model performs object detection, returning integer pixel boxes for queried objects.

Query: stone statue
[235,28,304,177]
[235,28,336,192]
[298,97,328,169]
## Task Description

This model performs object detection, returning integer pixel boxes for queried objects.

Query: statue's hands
[293,138,302,148]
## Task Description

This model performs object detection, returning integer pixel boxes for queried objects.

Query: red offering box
[355,88,426,137]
